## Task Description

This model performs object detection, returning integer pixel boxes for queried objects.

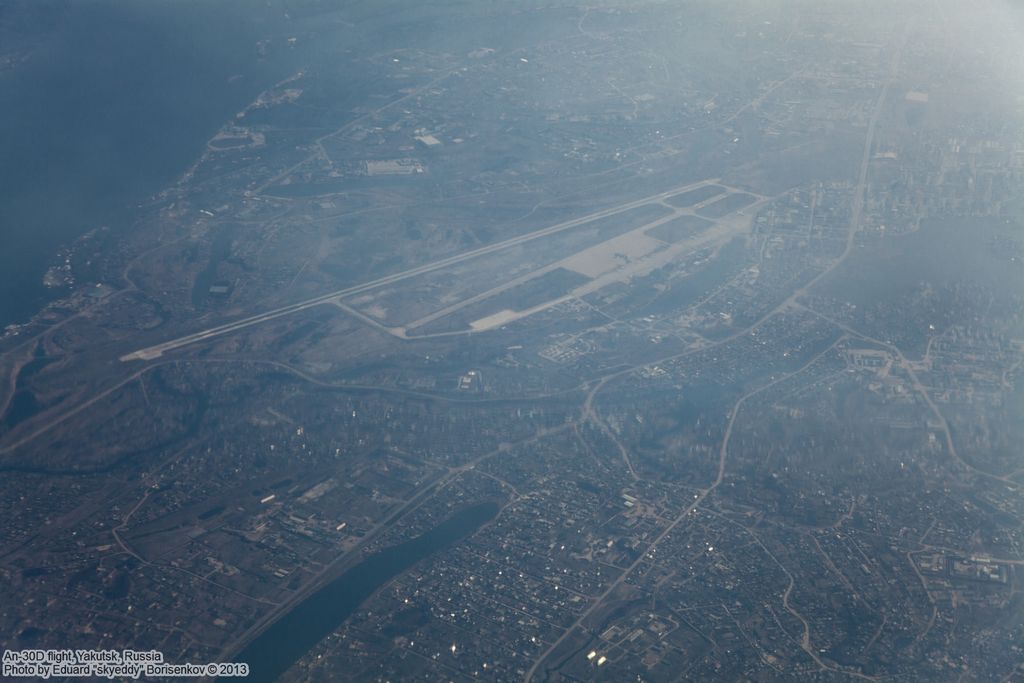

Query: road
[522,336,847,682]
[522,31,909,681]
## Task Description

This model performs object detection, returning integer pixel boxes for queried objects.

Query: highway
[522,32,910,682]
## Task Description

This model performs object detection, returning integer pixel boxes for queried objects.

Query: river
[0,0,302,328]
[237,502,499,683]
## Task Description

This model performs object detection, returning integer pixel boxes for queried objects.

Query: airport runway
[121,180,732,362]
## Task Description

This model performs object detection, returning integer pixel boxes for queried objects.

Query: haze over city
[1,1,1022,681]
